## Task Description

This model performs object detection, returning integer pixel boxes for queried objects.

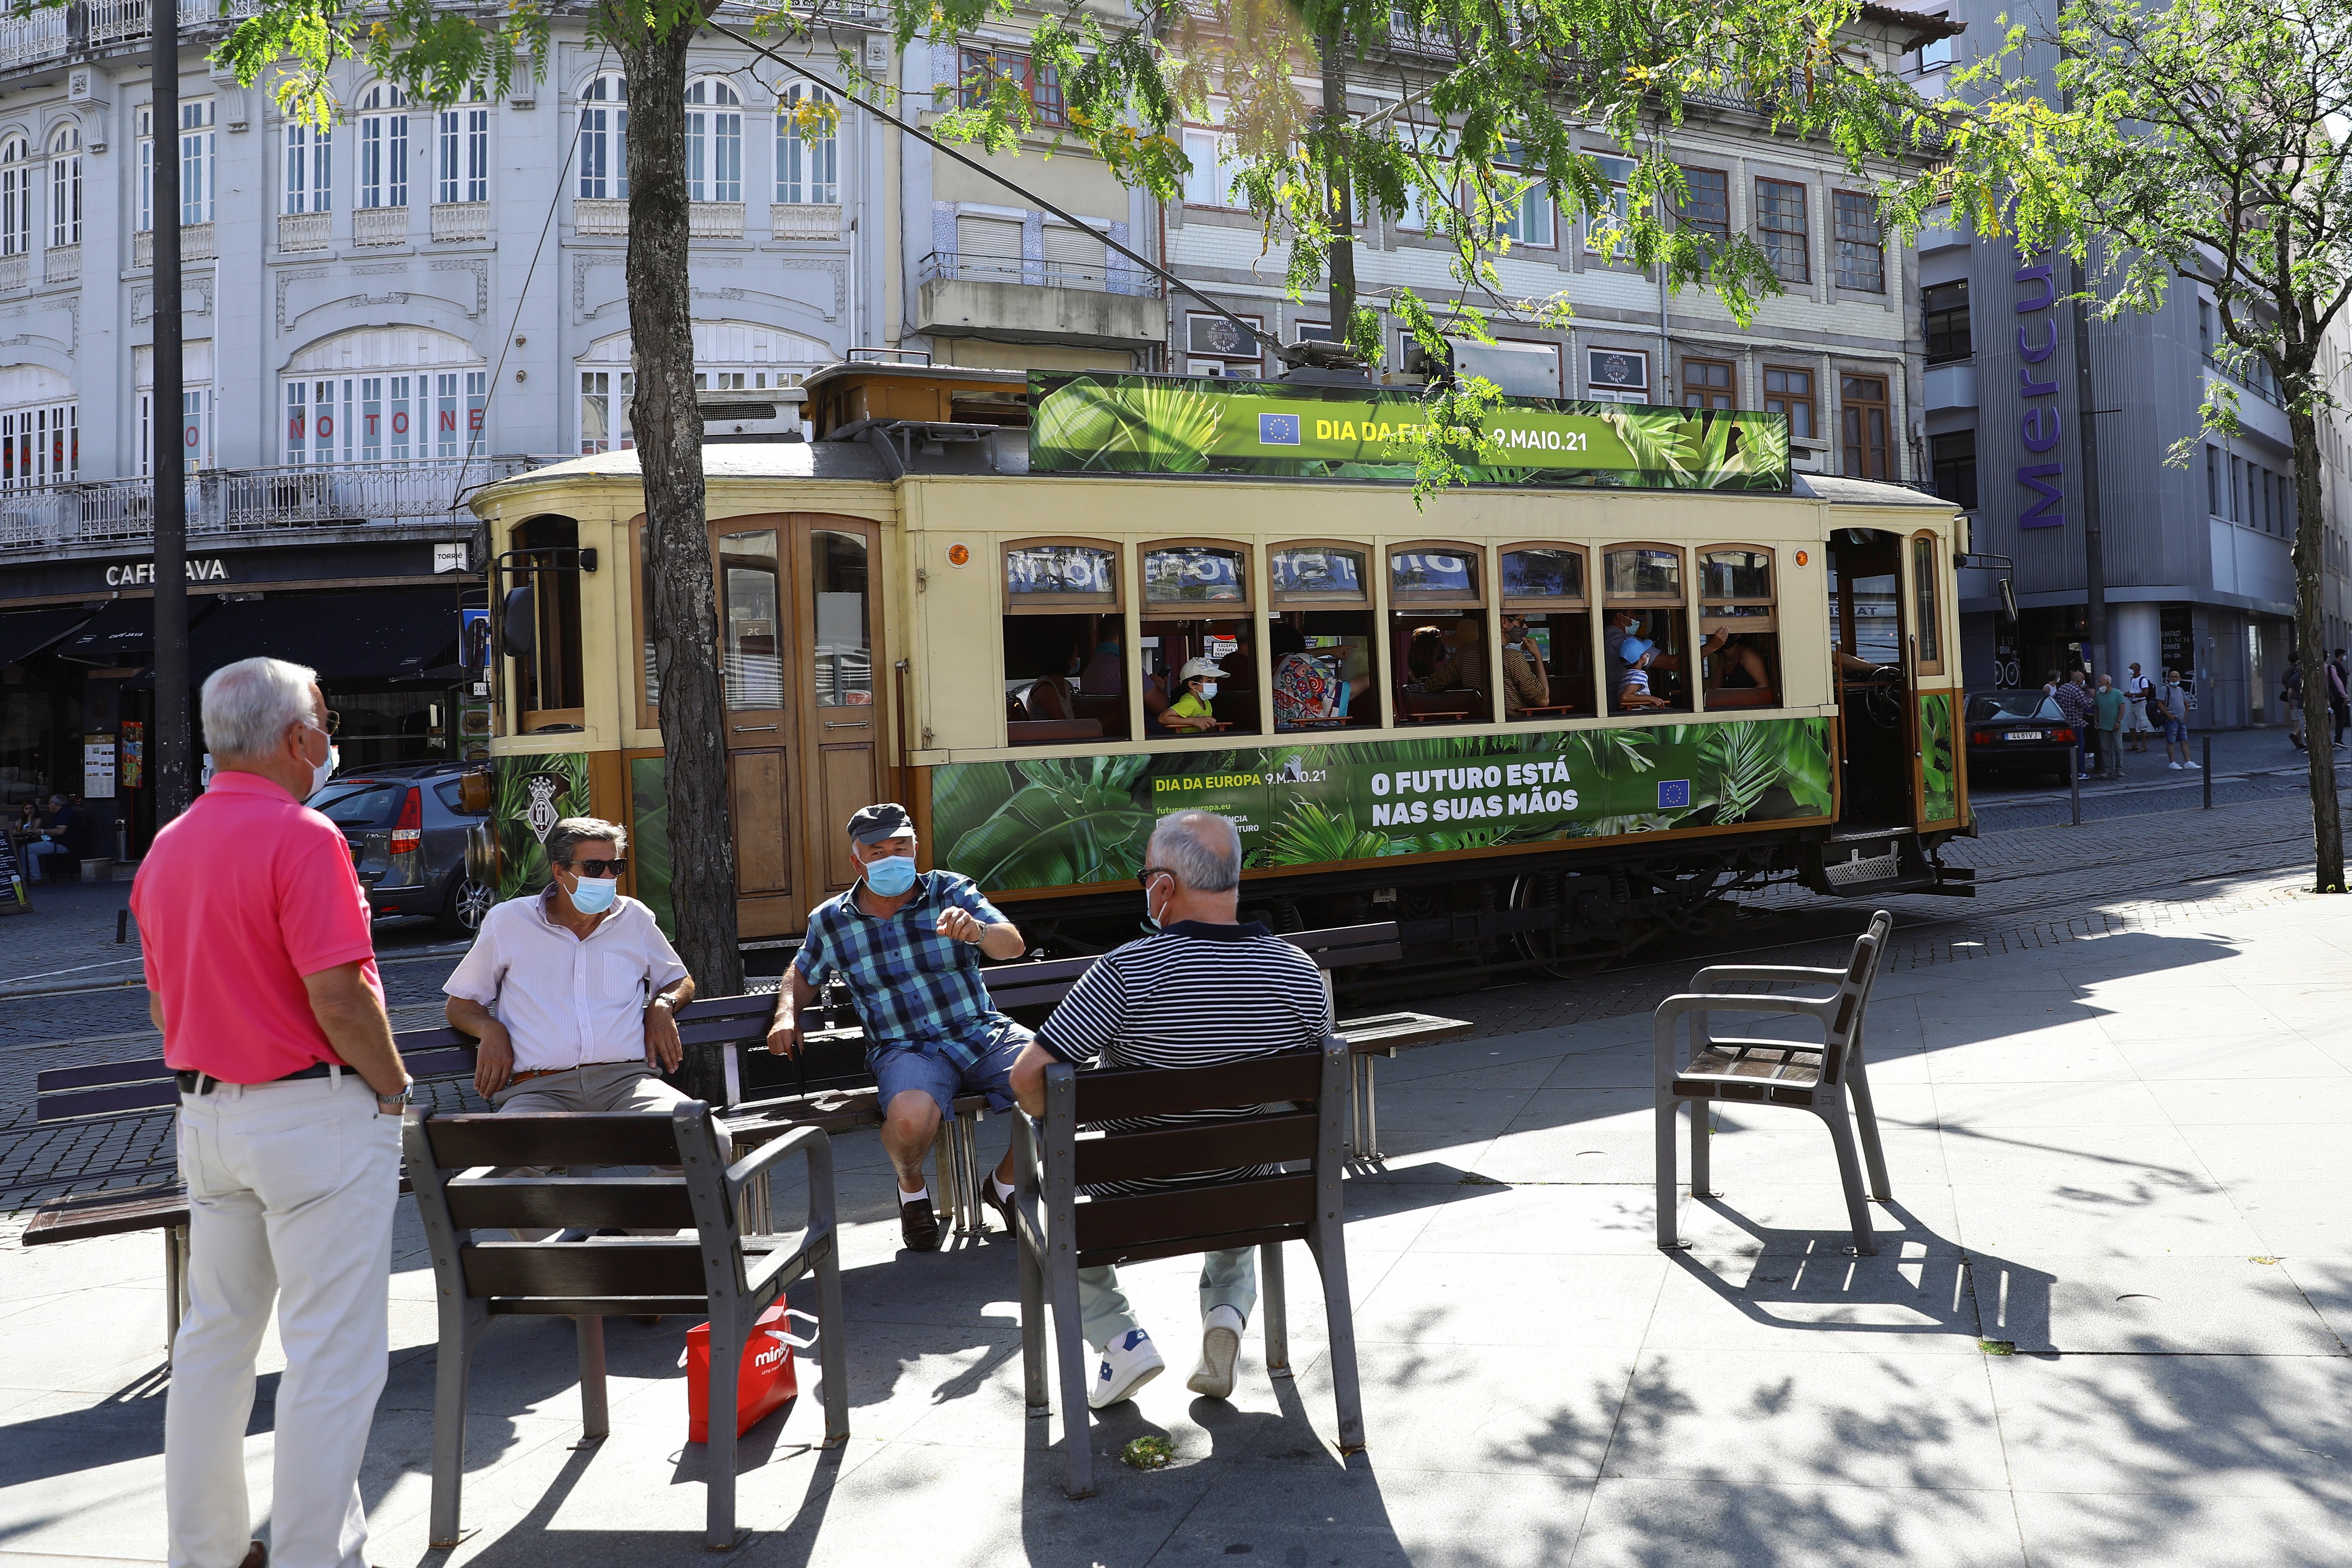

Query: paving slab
[1968,1253,2345,1354]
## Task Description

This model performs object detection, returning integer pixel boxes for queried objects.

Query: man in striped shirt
[1009,810,1330,1409]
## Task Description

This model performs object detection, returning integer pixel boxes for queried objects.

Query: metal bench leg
[1845,1060,1894,1202]
[1018,1217,1048,1417]
[1349,1054,1366,1156]
[427,1316,482,1548]
[576,1316,609,1440]
[1822,1106,1877,1256]
[1260,1241,1290,1377]
[1364,1055,1379,1157]
[1049,1251,1094,1498]
[705,1317,742,1549]
[1305,1228,1363,1455]
[1655,1091,1684,1251]
[1689,1097,1714,1197]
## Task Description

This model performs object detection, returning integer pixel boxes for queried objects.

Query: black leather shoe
[899,1197,941,1252]
[976,1172,1017,1234]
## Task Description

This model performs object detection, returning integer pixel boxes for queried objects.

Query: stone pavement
[3,886,2349,1566]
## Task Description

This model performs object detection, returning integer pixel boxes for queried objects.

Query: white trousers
[165,1070,401,1568]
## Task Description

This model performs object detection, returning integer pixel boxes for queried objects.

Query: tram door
[1824,528,1920,830]
[800,521,880,897]
[715,524,800,937]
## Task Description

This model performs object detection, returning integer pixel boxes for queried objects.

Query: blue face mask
[567,875,618,915]
[864,854,919,896]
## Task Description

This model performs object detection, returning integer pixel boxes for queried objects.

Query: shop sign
[1028,373,1792,492]
[2015,250,2066,529]
[83,733,117,800]
[930,716,1834,893]
[104,557,230,587]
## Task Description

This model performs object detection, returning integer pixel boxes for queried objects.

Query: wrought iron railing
[919,249,1162,296]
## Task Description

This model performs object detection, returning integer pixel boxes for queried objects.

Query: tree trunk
[614,18,747,1000]
[1319,30,1355,345]
[2290,405,2345,890]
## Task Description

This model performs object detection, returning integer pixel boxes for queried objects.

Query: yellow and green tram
[469,363,1970,983]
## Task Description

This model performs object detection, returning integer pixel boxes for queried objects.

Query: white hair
[1149,810,1242,893]
[201,657,319,760]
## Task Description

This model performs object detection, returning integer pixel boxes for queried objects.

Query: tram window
[1500,547,1594,718]
[1390,545,1490,724]
[1002,539,1125,746]
[719,529,782,710]
[1699,546,1780,710]
[516,514,584,729]
[1142,543,1257,735]
[1830,543,1904,670]
[810,530,871,707]
[1271,544,1375,730]
[1911,535,1944,673]
[1603,545,1691,715]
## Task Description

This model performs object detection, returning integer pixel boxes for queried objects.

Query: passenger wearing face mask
[1160,656,1228,732]
[765,802,1033,1253]
[443,815,697,1124]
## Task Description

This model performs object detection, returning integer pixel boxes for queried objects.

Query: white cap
[1177,657,1227,683]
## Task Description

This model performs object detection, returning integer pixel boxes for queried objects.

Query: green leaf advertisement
[932,718,1833,894]
[1028,372,1791,492]
[1920,692,1957,824]
[488,751,590,903]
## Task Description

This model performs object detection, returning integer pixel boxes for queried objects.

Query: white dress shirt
[443,891,690,1071]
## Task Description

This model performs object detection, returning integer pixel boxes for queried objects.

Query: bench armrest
[1653,991,1833,1077]
[1689,964,1846,989]
[726,1122,830,1195]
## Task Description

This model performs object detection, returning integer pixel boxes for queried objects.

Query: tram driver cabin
[468,363,1970,984]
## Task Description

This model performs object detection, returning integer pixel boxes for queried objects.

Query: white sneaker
[2168,762,2182,769]
[1187,1305,1245,1399]
[1088,1328,1164,1409]
[2185,759,2201,768]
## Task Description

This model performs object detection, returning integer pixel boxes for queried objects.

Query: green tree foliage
[1886,0,2349,889]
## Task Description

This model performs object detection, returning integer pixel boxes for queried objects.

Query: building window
[137,107,154,234]
[579,74,628,200]
[0,399,74,488]
[685,78,741,204]
[1755,176,1807,283]
[180,100,215,225]
[2198,297,2213,357]
[2206,445,2219,515]
[1681,357,1733,411]
[1763,365,1815,439]
[1923,279,1970,364]
[1181,116,1236,209]
[1583,155,1633,257]
[580,369,634,453]
[289,368,483,464]
[0,138,28,256]
[436,95,487,205]
[1497,143,1554,248]
[959,46,1065,127]
[1586,348,1649,403]
[1677,165,1729,244]
[1833,189,1883,292]
[283,120,329,214]
[1931,429,1978,510]
[1841,372,1891,480]
[138,386,213,475]
[358,84,407,209]
[47,125,79,246]
[776,84,837,205]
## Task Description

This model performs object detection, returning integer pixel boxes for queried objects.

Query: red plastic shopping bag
[681,1305,817,1442]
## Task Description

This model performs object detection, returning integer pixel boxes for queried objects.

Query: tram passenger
[1161,657,1227,732]
[763,803,1029,1253]
[1711,635,1772,694]
[1497,613,1553,717]
[1404,626,1446,686]
[1614,638,1673,711]
[1427,621,1486,693]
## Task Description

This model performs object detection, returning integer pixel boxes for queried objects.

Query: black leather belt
[175,1062,337,1095]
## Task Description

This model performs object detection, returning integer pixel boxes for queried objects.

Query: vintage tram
[468,362,1971,985]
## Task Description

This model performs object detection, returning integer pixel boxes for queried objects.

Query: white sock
[993,1176,1017,1201]
[1204,1303,1245,1333]
[898,1185,930,1206]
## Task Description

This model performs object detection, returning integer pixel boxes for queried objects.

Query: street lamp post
[151,0,190,823]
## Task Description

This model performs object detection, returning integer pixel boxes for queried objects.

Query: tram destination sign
[929,716,1832,895]
[1027,373,1791,493]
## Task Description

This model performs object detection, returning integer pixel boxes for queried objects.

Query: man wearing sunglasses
[443,816,696,1122]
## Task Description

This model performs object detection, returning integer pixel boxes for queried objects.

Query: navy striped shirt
[1036,920,1332,1195]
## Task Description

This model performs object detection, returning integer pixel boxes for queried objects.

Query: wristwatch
[376,1083,412,1113]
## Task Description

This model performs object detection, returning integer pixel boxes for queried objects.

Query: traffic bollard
[2203,736,2212,808]
[2071,744,2082,826]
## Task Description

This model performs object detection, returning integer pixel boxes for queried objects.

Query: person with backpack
[2151,669,2197,770]
[2124,663,2155,753]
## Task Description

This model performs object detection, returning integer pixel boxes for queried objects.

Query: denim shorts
[2163,718,2187,744]
[869,1015,1031,1120]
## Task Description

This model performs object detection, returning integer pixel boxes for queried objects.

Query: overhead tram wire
[703,18,1304,371]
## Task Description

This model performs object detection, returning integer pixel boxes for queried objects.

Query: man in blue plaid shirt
[765,802,1029,1251]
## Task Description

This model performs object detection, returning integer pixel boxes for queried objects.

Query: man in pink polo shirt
[132,656,410,1568]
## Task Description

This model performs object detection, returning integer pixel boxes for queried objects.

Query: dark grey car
[309,762,494,935]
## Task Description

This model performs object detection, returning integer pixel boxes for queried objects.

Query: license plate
[2006,730,2045,741]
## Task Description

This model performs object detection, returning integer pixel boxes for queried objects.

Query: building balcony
[43,243,77,284]
[690,201,746,240]
[916,251,1164,350]
[0,252,24,292]
[278,212,329,253]
[1923,360,1976,412]
[131,222,217,268]
[771,202,842,242]
[431,201,489,242]
[573,198,627,236]
[0,457,555,557]
[0,0,259,73]
[353,206,409,247]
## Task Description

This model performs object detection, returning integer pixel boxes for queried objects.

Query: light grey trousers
[1079,1248,1256,1350]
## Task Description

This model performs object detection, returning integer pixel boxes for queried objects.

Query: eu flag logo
[1258,413,1301,446]
[1656,779,1691,810]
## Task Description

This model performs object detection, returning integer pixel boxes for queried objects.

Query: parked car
[309,761,493,934]
[1963,689,2082,784]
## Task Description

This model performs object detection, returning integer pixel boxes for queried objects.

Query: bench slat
[22,1181,189,1244]
[444,1176,697,1232]
[1073,1111,1318,1186]
[35,1057,177,1093]
[1076,1222,1309,1272]
[1073,1052,1321,1123]
[1072,1172,1316,1256]
[424,1112,696,1170]
[460,1238,708,1298]
[40,1081,181,1121]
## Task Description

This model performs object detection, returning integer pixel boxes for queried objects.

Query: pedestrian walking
[2151,668,2198,770]
[2330,649,2350,750]
[131,657,410,1568]
[2094,673,2126,779]
[2283,653,2306,751]
[2124,663,2155,752]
